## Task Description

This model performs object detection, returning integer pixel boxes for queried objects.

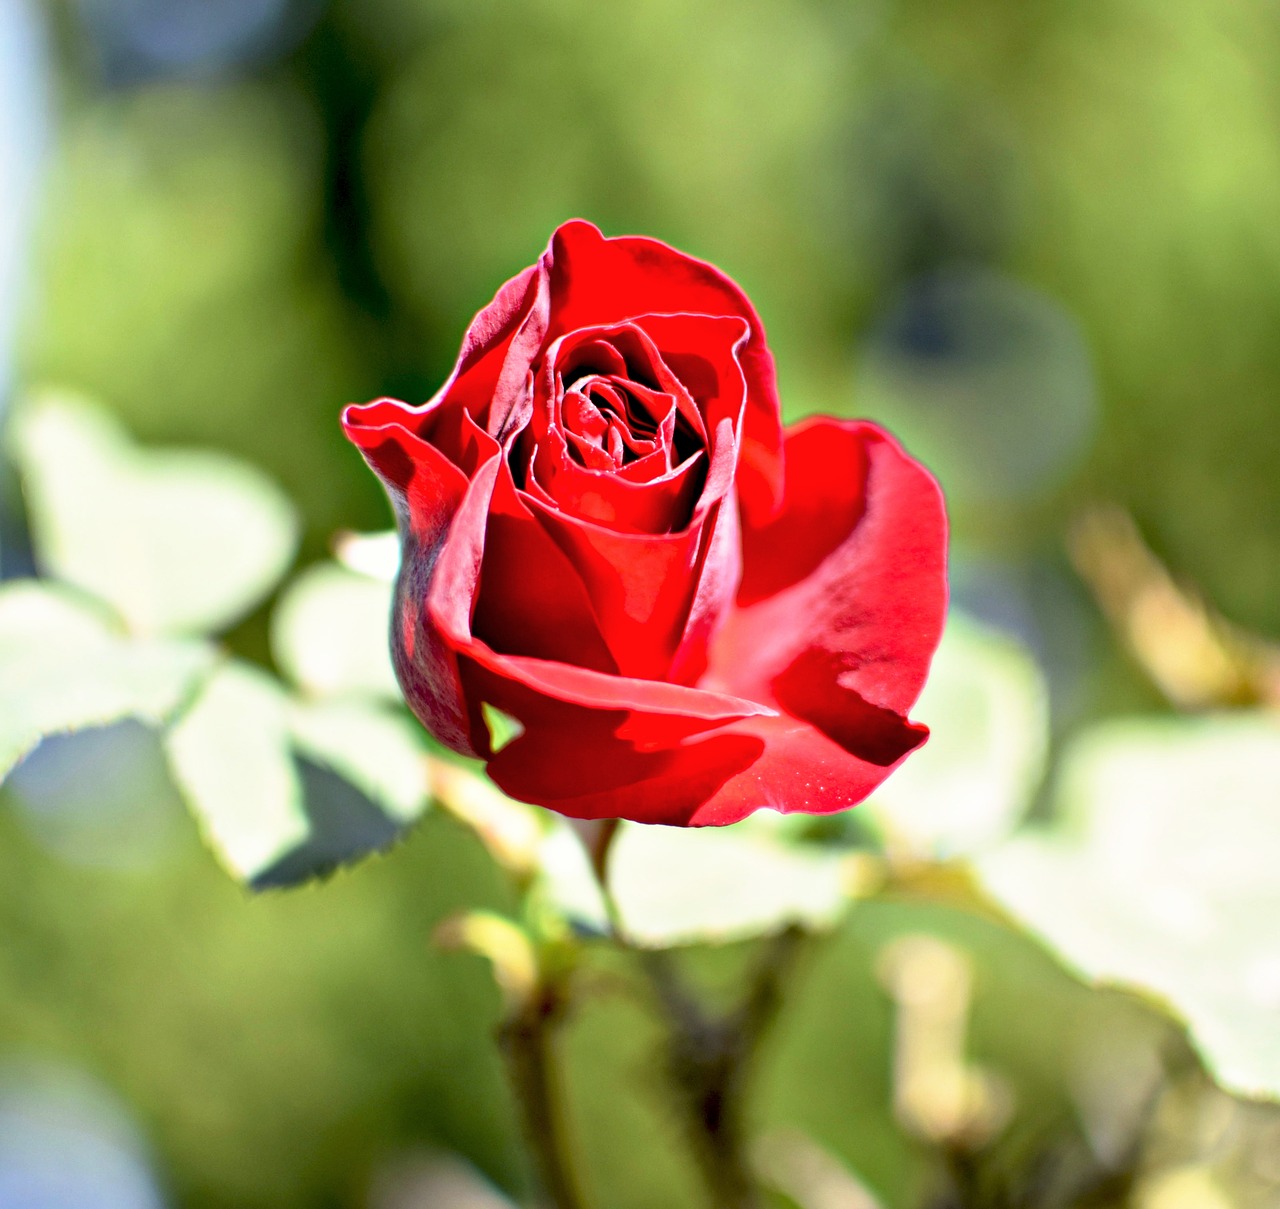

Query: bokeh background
[2,0,1280,1206]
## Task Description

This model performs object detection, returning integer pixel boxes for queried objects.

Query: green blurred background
[2,0,1280,1206]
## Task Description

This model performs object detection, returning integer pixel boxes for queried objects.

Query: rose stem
[499,973,591,1209]
[640,929,805,1209]
[585,822,805,1209]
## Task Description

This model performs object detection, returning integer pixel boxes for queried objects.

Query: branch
[500,978,591,1209]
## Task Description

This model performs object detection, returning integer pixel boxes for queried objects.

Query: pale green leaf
[536,820,610,930]
[518,801,854,946]
[270,562,398,700]
[164,661,308,884]
[165,662,429,889]
[976,714,1280,1100]
[11,389,298,636]
[0,580,215,782]
[871,612,1049,859]
[286,700,430,826]
[607,821,852,947]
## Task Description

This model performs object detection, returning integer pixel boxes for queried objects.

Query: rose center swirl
[507,326,715,534]
[560,370,699,471]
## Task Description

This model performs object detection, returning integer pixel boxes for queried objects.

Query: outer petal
[342,399,477,753]
[498,711,920,828]
[717,417,947,715]
[434,261,548,440]
[344,261,545,476]
[694,417,948,822]
[682,713,929,826]
[543,220,784,526]
[462,653,770,825]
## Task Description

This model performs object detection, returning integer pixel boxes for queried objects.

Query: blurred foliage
[4,0,1280,1206]
[979,714,1280,1102]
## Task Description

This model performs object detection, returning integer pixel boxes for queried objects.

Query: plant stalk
[500,980,590,1209]
[585,815,804,1209]
[643,928,805,1209]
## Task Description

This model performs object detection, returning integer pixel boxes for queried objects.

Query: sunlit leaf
[606,822,853,948]
[0,580,215,782]
[11,390,298,636]
[427,770,853,948]
[286,700,430,826]
[870,613,1049,859]
[536,820,609,931]
[270,562,398,700]
[164,662,307,883]
[976,714,1280,1100]
[165,662,429,889]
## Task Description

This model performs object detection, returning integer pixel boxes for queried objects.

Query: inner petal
[561,374,672,469]
[551,326,706,462]
[514,321,730,538]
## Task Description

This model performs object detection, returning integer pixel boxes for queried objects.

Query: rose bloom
[344,221,946,826]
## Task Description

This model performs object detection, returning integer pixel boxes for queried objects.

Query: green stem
[644,930,805,1209]
[587,819,803,1209]
[500,979,590,1209]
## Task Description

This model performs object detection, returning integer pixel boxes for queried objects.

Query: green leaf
[870,612,1049,859]
[10,389,299,636]
[286,700,430,826]
[529,806,862,947]
[0,580,215,782]
[270,562,398,700]
[976,714,1280,1100]
[607,821,852,947]
[164,662,307,883]
[165,662,430,889]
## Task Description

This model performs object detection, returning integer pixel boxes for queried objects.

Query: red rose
[343,220,947,826]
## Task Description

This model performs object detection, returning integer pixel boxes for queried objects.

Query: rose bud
[343,220,947,826]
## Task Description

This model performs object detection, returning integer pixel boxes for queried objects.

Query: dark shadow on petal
[771,648,927,768]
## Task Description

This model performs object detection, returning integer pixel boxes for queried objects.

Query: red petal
[682,712,929,826]
[432,261,548,440]
[544,220,784,525]
[522,417,740,680]
[465,647,773,721]
[709,416,948,748]
[472,459,620,673]
[343,400,479,754]
[474,703,922,828]
[527,503,708,679]
[629,312,751,440]
[531,441,707,534]
[463,654,769,824]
